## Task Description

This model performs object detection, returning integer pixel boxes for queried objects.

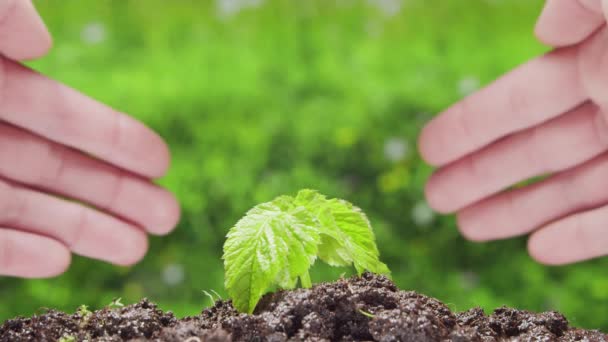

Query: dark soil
[2,273,606,341]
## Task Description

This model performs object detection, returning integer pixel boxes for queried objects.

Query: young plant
[202,290,222,306]
[75,305,92,328]
[223,189,390,313]
[58,335,76,342]
[76,305,91,318]
[108,297,124,309]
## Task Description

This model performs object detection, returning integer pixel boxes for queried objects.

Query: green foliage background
[2,0,608,331]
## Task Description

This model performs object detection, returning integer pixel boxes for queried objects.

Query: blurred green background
[2,0,608,331]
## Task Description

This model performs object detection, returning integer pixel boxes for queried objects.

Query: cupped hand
[0,0,180,278]
[419,0,608,265]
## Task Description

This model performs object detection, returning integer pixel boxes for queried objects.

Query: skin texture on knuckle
[0,55,5,107]
[0,180,22,225]
[0,0,17,23]
[579,0,604,13]
[0,229,13,273]
[506,86,530,121]
[0,125,56,185]
[578,28,608,107]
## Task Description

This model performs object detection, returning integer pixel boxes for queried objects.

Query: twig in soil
[358,309,375,318]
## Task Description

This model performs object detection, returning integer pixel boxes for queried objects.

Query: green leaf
[295,189,390,276]
[222,197,320,313]
[324,199,390,275]
[317,234,353,266]
[224,189,391,313]
[294,190,350,266]
[293,189,326,209]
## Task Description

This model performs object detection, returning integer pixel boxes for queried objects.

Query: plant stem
[300,271,312,288]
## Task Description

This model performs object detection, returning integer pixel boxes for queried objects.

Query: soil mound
[2,273,606,341]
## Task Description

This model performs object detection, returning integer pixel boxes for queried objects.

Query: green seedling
[108,297,124,309]
[76,305,91,318]
[58,335,76,342]
[223,189,390,313]
[202,290,217,306]
[76,305,92,328]
[210,289,222,300]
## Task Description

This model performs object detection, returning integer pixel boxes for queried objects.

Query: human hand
[419,0,608,265]
[0,1,180,278]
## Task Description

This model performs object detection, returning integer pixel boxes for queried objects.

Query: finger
[0,123,180,235]
[0,0,52,60]
[0,59,170,179]
[581,0,605,12]
[0,229,70,278]
[418,46,586,167]
[579,27,608,108]
[457,151,608,242]
[528,204,608,265]
[534,0,604,47]
[0,178,148,266]
[426,102,607,213]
